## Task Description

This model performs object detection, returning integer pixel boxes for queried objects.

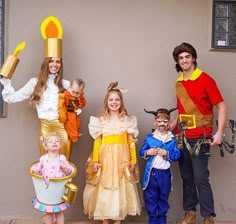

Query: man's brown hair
[172,42,197,72]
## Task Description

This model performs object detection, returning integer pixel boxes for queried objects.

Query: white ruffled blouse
[0,75,70,120]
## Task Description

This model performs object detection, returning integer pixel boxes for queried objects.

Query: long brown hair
[99,81,127,119]
[29,57,64,106]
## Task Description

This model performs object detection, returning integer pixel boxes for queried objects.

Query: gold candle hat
[0,41,26,79]
[41,16,63,58]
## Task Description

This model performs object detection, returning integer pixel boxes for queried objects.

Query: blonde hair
[99,81,127,119]
[72,78,85,88]
[41,132,64,151]
[29,57,65,106]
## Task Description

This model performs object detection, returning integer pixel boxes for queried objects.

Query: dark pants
[144,168,171,224]
[178,139,215,217]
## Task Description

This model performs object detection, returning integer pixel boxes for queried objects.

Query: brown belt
[178,114,213,129]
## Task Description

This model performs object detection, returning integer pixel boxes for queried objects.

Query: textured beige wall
[0,0,236,222]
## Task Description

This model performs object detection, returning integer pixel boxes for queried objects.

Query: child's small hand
[130,164,136,172]
[157,148,167,156]
[31,167,36,173]
[93,162,100,173]
[75,108,82,115]
[147,148,159,156]
[60,165,71,174]
[30,165,39,174]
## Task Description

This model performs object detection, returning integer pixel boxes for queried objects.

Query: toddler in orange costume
[59,78,86,142]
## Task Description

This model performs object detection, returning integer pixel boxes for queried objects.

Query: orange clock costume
[59,90,86,142]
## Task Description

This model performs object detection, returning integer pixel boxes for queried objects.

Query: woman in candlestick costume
[0,16,73,160]
[0,15,80,224]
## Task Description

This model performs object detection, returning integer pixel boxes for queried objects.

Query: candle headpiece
[41,16,63,58]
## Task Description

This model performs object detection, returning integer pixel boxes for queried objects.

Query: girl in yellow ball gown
[83,82,141,224]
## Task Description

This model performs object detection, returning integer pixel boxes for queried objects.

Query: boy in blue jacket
[140,108,181,224]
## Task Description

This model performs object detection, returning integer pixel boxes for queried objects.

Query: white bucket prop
[28,161,78,205]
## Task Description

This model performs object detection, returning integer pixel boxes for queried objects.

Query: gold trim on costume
[178,114,213,129]
[27,161,77,181]
[62,182,78,204]
[179,114,196,129]
[44,38,62,58]
[0,55,19,79]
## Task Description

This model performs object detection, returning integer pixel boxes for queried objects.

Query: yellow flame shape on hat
[40,16,63,58]
[41,16,63,39]
[0,41,26,79]
[13,41,26,57]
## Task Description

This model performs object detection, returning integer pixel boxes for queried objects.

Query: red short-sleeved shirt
[176,68,224,138]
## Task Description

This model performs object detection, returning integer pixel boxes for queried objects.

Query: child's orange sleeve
[58,93,67,123]
[78,92,87,109]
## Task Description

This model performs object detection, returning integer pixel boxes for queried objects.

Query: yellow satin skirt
[83,134,141,220]
[39,119,72,161]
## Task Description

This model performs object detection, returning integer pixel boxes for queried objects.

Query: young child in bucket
[31,132,73,224]
[139,108,181,224]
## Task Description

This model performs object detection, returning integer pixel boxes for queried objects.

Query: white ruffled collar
[48,74,58,79]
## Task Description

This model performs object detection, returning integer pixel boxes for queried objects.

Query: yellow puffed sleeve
[126,116,139,165]
[128,138,137,165]
[92,137,102,162]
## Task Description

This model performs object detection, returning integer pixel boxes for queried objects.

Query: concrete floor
[0,219,235,224]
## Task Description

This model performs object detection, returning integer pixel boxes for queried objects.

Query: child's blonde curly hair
[40,132,65,151]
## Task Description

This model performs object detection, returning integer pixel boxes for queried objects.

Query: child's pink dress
[36,154,72,185]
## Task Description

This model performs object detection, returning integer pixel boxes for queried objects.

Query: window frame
[0,0,5,117]
[212,0,236,50]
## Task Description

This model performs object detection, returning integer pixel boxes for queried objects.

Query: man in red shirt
[171,42,227,224]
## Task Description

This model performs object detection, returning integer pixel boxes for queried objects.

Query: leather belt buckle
[179,114,196,129]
